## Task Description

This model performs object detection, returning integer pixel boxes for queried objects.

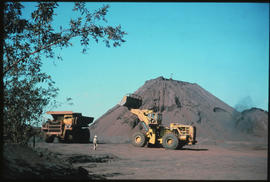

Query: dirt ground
[35,140,268,180]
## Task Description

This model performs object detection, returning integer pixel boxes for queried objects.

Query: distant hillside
[90,77,268,144]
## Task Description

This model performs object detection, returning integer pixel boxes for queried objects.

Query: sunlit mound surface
[90,76,268,144]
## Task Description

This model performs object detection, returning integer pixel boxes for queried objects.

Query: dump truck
[119,94,197,150]
[41,111,94,143]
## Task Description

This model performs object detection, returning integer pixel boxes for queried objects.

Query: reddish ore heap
[89,77,268,144]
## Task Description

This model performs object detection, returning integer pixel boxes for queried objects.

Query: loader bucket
[119,94,142,109]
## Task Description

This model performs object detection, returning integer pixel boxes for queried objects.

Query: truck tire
[131,132,146,147]
[81,129,90,143]
[64,131,73,143]
[72,129,81,143]
[45,135,55,143]
[162,133,179,150]
[73,129,90,143]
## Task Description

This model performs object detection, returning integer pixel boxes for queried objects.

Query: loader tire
[44,135,55,143]
[162,133,179,150]
[131,132,146,147]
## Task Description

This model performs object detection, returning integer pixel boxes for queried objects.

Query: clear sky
[22,2,269,121]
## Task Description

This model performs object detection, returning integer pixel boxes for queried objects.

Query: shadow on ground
[146,143,208,151]
[181,148,208,151]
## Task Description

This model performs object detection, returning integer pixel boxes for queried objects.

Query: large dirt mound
[90,76,268,144]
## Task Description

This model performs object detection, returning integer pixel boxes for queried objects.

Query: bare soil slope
[90,76,268,144]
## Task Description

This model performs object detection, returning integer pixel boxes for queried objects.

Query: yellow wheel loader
[120,94,197,150]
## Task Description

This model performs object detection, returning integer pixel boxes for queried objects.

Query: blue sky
[22,2,269,120]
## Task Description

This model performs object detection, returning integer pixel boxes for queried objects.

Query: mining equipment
[41,111,94,143]
[119,94,197,150]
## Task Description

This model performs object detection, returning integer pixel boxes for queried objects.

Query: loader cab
[147,112,162,125]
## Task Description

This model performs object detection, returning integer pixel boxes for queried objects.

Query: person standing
[93,135,98,150]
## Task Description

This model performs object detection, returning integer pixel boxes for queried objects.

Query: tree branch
[3,33,73,76]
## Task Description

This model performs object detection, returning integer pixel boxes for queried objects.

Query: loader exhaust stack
[119,94,142,109]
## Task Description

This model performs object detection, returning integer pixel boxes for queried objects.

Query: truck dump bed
[76,116,94,126]
[46,111,94,125]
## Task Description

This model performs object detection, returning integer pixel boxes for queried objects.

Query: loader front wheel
[131,132,146,147]
[162,133,179,150]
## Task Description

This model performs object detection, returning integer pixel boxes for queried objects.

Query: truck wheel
[162,133,179,150]
[131,132,146,147]
[72,129,81,143]
[80,129,90,143]
[84,130,90,143]
[64,131,73,143]
[45,135,55,143]
[67,134,73,143]
[73,129,90,143]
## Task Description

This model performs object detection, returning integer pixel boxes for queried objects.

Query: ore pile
[90,76,268,144]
